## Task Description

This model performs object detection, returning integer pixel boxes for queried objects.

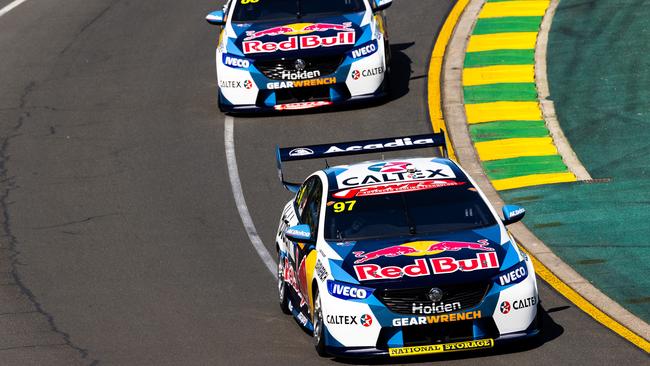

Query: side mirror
[374,0,393,11]
[206,10,226,25]
[502,205,526,225]
[285,224,313,242]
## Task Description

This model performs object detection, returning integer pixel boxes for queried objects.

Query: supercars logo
[352,239,493,264]
[354,252,500,281]
[244,22,353,40]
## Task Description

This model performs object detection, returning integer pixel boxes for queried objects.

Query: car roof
[322,157,471,192]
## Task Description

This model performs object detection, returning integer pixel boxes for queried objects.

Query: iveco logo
[294,59,306,71]
[428,288,443,302]
[288,148,314,157]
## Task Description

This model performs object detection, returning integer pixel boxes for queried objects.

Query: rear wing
[276,132,447,192]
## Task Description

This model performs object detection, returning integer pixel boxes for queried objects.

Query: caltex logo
[360,314,373,327]
[352,70,361,80]
[367,161,412,173]
[244,80,253,89]
[500,301,511,314]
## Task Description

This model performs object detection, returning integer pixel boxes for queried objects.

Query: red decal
[333,180,465,199]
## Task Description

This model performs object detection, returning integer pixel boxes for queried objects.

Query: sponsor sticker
[288,148,314,157]
[219,80,254,89]
[332,180,465,199]
[315,259,328,281]
[243,33,355,54]
[280,70,321,80]
[274,101,332,110]
[244,22,353,40]
[222,54,250,69]
[500,296,537,314]
[388,339,494,357]
[351,66,384,80]
[349,40,378,59]
[267,77,336,90]
[352,239,493,264]
[392,310,482,326]
[326,280,373,300]
[360,314,373,327]
[354,252,500,281]
[411,301,461,315]
[494,261,528,287]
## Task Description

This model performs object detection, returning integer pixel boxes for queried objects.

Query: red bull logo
[352,239,493,264]
[244,22,353,40]
[354,252,500,281]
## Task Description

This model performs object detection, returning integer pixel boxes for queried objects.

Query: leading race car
[274,134,540,358]
[205,0,392,112]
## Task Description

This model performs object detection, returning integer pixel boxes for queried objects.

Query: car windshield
[324,181,497,240]
[232,0,366,22]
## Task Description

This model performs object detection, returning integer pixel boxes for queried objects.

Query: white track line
[224,116,276,276]
[0,0,28,17]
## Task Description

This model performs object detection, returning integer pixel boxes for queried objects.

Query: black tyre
[313,290,328,357]
[277,252,291,315]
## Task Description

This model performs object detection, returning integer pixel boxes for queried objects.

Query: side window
[295,177,315,217]
[300,178,323,237]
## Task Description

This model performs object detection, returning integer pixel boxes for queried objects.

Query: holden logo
[500,301,511,314]
[352,70,361,80]
[294,59,307,71]
[428,288,443,302]
[288,148,314,157]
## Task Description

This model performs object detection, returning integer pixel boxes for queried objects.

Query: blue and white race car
[206,0,392,112]
[274,134,540,358]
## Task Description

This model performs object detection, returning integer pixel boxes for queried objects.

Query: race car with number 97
[274,133,540,358]
[206,0,392,112]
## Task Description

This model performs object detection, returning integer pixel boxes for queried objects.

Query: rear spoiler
[276,132,447,192]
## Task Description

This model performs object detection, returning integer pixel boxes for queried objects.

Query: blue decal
[222,53,251,69]
[327,280,373,300]
[494,261,528,287]
[348,40,378,59]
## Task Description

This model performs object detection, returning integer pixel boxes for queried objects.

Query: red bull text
[354,252,500,281]
[243,33,355,54]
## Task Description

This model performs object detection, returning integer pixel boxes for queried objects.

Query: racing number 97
[333,201,356,213]
[241,0,258,4]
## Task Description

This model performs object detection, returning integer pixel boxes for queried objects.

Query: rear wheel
[313,290,328,357]
[277,252,291,315]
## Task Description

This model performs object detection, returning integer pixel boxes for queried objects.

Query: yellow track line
[522,247,650,352]
[427,0,471,161]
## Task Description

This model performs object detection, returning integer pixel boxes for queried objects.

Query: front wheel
[313,290,328,357]
[278,252,291,315]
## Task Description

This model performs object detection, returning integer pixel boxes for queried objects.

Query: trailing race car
[274,133,540,358]
[205,0,392,112]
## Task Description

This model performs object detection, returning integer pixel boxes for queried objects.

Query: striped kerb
[462,0,576,190]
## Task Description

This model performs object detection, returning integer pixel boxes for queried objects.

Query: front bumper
[320,258,540,358]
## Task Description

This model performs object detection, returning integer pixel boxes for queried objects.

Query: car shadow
[332,304,565,365]
[229,42,415,118]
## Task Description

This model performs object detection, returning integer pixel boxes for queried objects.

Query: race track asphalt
[0,0,647,364]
